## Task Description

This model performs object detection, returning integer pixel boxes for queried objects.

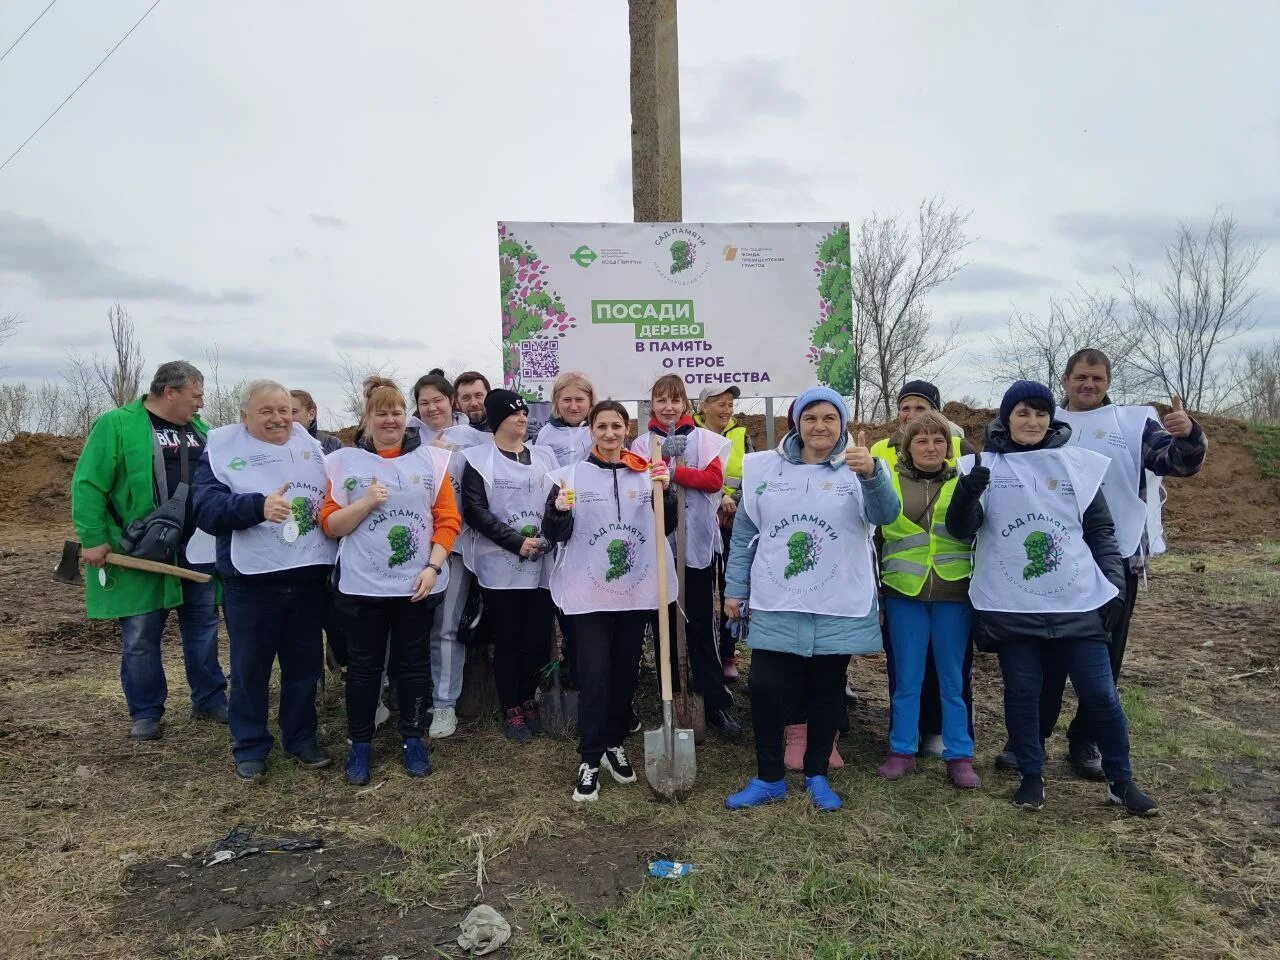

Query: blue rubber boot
[344,742,372,786]
[401,737,432,777]
[804,775,842,811]
[725,778,787,809]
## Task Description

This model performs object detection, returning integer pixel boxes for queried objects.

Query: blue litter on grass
[649,860,693,879]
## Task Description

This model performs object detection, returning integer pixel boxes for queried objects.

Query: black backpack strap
[149,425,169,503]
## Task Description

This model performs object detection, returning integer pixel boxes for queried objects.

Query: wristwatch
[426,562,442,575]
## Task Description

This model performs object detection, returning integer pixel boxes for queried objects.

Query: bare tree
[851,197,971,420]
[334,351,399,426]
[0,383,32,441]
[33,381,65,434]
[201,345,247,428]
[1235,338,1280,423]
[92,303,145,408]
[1119,213,1263,411]
[63,355,105,437]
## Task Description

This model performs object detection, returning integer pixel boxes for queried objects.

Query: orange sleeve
[431,471,461,552]
[319,478,341,538]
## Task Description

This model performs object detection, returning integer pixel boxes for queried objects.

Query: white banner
[497,222,854,401]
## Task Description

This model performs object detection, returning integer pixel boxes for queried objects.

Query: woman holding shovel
[723,387,900,812]
[542,400,676,803]
[632,375,741,739]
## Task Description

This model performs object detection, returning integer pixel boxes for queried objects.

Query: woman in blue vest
[946,381,1158,815]
[722,387,900,812]
[876,410,979,788]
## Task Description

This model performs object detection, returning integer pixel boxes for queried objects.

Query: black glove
[958,450,990,496]
[1101,596,1126,632]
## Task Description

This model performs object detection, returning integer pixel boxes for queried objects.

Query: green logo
[570,245,598,268]
[387,525,420,568]
[290,496,319,536]
[343,476,358,492]
[670,239,695,274]
[755,481,768,496]
[1022,531,1062,580]
[519,523,539,538]
[784,531,820,579]
[227,457,246,471]
[605,538,636,582]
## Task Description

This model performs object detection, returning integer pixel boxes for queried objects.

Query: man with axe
[70,360,227,742]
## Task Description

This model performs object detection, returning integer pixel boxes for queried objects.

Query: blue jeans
[117,576,226,721]
[884,598,973,759]
[222,576,326,763]
[997,637,1131,782]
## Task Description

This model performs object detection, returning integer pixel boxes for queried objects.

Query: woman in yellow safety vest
[875,410,980,789]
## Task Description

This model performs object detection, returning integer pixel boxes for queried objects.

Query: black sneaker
[572,762,600,802]
[288,743,333,769]
[235,759,266,784]
[994,741,1019,771]
[1068,739,1106,781]
[503,707,532,744]
[1013,774,1045,812]
[707,707,742,740]
[192,703,229,724]
[129,717,161,741]
[1107,780,1159,817]
[601,745,637,784]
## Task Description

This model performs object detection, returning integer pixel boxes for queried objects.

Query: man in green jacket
[71,360,227,741]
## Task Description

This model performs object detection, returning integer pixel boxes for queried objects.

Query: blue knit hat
[793,386,849,433]
[999,380,1054,425]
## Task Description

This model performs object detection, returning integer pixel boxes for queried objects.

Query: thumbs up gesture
[959,449,990,496]
[1163,395,1193,439]
[263,482,293,523]
[844,428,875,477]
[363,478,389,508]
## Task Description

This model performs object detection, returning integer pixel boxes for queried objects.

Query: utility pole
[629,0,682,222]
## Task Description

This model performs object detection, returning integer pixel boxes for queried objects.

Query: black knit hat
[484,389,528,432]
[999,380,1054,424]
[898,380,941,411]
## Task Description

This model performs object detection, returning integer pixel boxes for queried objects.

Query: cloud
[676,155,821,220]
[331,330,428,350]
[685,58,806,136]
[943,263,1055,295]
[164,335,337,385]
[1053,210,1280,274]
[268,246,319,268]
[310,214,348,230]
[0,212,256,306]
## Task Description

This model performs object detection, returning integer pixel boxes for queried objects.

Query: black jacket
[542,452,678,543]
[462,446,532,555]
[945,418,1126,651]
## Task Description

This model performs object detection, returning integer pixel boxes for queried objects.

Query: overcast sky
[2,0,1277,420]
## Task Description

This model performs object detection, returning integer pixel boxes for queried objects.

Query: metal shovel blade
[536,670,579,740]
[644,701,696,801]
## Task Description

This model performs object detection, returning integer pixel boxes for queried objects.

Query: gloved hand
[958,450,990,495]
[1101,596,1126,632]
[661,433,689,460]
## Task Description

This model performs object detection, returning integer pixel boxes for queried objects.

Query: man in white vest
[1039,348,1206,779]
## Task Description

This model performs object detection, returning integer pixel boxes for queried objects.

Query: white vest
[1056,404,1158,558]
[740,451,877,618]
[410,417,485,556]
[536,421,592,468]
[547,460,677,615]
[325,445,452,597]
[630,426,731,570]
[959,448,1119,613]
[205,423,337,574]
[461,442,558,589]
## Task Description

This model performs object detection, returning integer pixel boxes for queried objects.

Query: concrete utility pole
[629,0,682,222]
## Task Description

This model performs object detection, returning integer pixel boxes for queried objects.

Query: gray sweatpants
[430,552,470,708]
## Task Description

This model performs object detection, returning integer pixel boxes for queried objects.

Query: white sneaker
[374,697,390,728]
[429,706,457,739]
[919,734,944,759]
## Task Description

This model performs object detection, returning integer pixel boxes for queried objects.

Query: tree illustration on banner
[498,222,578,402]
[807,224,855,394]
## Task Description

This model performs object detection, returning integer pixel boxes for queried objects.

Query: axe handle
[106,552,212,584]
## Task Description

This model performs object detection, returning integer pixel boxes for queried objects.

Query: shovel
[644,434,696,802]
[536,623,578,739]
[54,540,212,585]
[671,435,706,744]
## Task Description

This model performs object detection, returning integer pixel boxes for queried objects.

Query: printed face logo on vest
[605,538,637,582]
[784,531,821,580]
[289,496,320,537]
[387,525,420,568]
[519,523,538,538]
[1021,531,1063,580]
[227,457,247,471]
[570,245,598,268]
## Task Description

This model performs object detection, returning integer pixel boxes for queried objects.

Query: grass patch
[1190,766,1228,792]
[1244,421,1280,479]
[1153,547,1280,604]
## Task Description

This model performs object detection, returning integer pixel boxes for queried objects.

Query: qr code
[519,338,560,380]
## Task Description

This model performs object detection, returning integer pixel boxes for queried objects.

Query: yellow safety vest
[869,432,963,472]
[879,470,973,596]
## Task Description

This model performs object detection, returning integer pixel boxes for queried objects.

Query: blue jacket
[191,451,331,585]
[724,431,901,657]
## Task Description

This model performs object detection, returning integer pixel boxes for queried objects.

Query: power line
[0,0,58,65]
[0,0,163,174]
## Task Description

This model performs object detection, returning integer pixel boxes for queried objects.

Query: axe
[54,540,212,585]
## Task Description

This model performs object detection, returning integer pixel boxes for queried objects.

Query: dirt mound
[0,432,83,526]
[739,403,1280,545]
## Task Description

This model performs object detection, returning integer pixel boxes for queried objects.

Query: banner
[497,222,853,401]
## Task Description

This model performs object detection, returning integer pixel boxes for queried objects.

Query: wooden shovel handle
[651,434,674,703]
[106,552,212,584]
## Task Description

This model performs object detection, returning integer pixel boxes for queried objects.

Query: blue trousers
[884,598,973,759]
[997,637,1132,782]
[118,576,226,721]
[222,576,326,763]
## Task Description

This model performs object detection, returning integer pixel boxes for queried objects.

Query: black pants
[323,584,348,668]
[1040,565,1140,743]
[655,563,732,715]
[716,524,736,660]
[334,591,438,743]
[749,648,850,781]
[571,609,650,765]
[484,586,554,712]
[554,606,577,687]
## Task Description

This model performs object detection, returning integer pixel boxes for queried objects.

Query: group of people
[69,348,1204,814]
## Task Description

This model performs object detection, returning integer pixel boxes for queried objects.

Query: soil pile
[0,433,83,526]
